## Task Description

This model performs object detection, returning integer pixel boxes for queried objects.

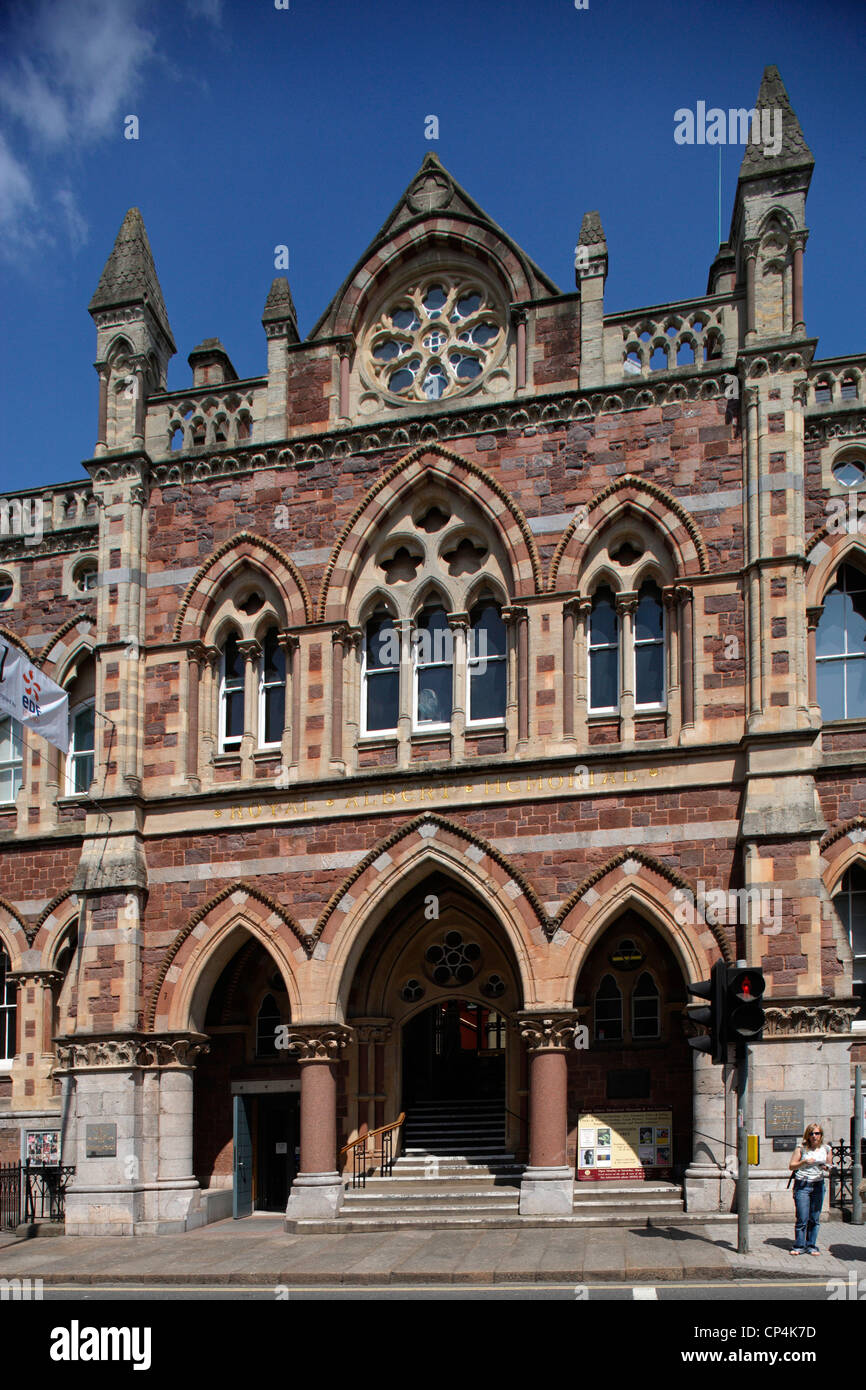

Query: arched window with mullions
[816,564,866,721]
[833,865,866,1023]
[220,631,245,752]
[594,973,623,1041]
[413,605,453,730]
[588,585,619,712]
[633,580,665,709]
[362,609,400,735]
[258,627,286,748]
[468,598,506,724]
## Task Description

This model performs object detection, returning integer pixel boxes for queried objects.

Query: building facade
[0,66,862,1234]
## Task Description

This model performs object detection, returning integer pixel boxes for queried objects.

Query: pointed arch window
[833,865,866,1023]
[468,599,506,724]
[594,973,623,1041]
[631,971,660,1039]
[816,564,866,721]
[362,609,400,735]
[0,717,23,804]
[588,586,619,712]
[0,949,16,1065]
[413,605,453,730]
[259,627,286,747]
[634,581,665,709]
[255,994,282,1057]
[220,632,245,752]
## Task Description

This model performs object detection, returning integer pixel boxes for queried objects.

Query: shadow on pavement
[627,1225,734,1250]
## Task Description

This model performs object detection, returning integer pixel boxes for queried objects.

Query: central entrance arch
[345,871,525,1163]
[402,997,507,1106]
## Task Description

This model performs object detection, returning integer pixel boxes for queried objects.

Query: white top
[794,1143,829,1181]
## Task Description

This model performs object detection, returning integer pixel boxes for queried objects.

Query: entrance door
[232,1095,253,1219]
[402,1000,506,1106]
[256,1094,299,1212]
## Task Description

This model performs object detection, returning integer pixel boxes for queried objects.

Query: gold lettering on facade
[205,764,665,825]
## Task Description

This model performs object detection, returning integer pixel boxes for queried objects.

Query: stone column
[200,646,220,785]
[397,618,412,769]
[512,307,527,391]
[330,625,348,772]
[616,590,637,741]
[516,1012,579,1214]
[282,632,301,772]
[562,599,579,741]
[284,1025,352,1223]
[185,643,206,788]
[806,606,823,712]
[792,233,807,334]
[337,341,352,420]
[236,638,261,774]
[447,611,468,759]
[96,365,110,454]
[745,243,758,343]
[56,1032,208,1237]
[575,596,591,733]
[676,584,695,732]
[662,585,681,738]
[503,607,529,750]
[344,627,362,771]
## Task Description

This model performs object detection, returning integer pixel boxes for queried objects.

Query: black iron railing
[830,1139,854,1211]
[0,1162,74,1228]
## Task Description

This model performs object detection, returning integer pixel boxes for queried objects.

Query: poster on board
[576,1109,673,1180]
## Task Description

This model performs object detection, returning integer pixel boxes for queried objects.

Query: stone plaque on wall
[85,1123,117,1158]
[765,1097,805,1138]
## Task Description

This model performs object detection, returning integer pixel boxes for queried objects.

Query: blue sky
[0,0,864,491]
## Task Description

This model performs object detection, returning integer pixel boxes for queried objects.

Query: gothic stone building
[0,66,862,1234]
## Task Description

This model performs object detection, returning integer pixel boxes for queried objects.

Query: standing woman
[789,1123,831,1255]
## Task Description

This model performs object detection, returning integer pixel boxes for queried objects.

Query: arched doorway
[402,997,507,1106]
[571,909,692,1179]
[345,871,524,1162]
[192,933,299,1216]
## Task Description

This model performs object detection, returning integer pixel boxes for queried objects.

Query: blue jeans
[793,1180,824,1250]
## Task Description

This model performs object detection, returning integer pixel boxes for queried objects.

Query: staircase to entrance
[284,1097,717,1232]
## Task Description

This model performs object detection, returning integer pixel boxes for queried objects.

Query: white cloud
[0,133,35,227]
[56,188,89,253]
[0,0,156,260]
[186,0,224,24]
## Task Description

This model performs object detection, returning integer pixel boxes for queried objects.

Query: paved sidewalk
[0,1216,865,1286]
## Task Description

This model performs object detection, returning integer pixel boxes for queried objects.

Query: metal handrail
[341,1113,405,1189]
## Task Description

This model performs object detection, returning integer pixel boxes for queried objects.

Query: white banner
[0,639,69,751]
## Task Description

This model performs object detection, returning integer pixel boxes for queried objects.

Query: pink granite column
[284,1025,352,1224]
[517,1012,580,1214]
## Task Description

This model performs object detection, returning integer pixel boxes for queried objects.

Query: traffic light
[686,958,727,1064]
[726,965,765,1045]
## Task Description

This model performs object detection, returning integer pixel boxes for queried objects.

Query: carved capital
[52,1031,210,1073]
[282,1024,353,1061]
[331,623,350,648]
[237,638,262,663]
[352,1018,393,1046]
[446,610,469,633]
[762,1004,859,1038]
[501,605,528,628]
[806,605,824,632]
[7,969,63,990]
[615,589,638,617]
[515,1010,582,1052]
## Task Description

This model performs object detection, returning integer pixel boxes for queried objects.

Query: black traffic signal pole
[736,1036,749,1254]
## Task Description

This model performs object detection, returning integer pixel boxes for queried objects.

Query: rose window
[365,281,504,403]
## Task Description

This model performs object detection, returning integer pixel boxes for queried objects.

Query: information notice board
[577,1109,673,1180]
